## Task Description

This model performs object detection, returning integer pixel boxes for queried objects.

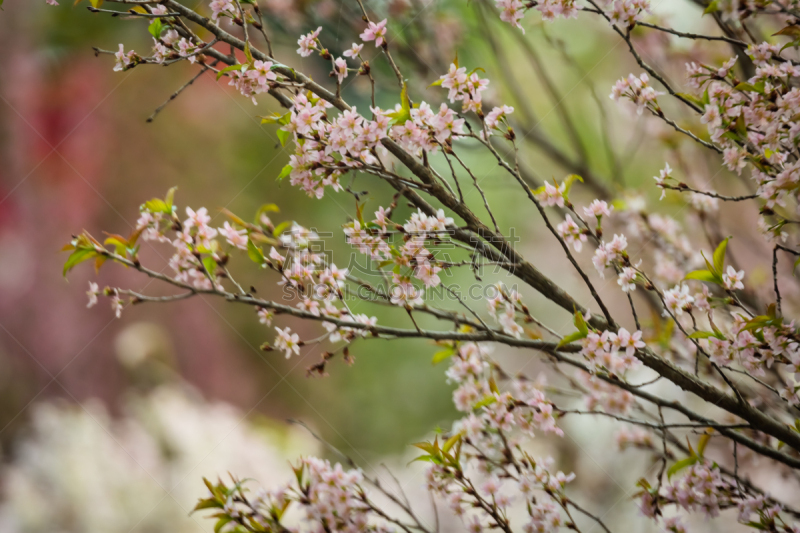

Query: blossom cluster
[579,328,645,376]
[487,284,526,338]
[609,72,664,115]
[228,60,278,104]
[344,206,455,302]
[679,44,800,238]
[642,460,792,531]
[438,63,490,113]
[428,342,576,533]
[280,90,463,199]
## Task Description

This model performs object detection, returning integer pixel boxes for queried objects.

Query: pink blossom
[333,57,348,84]
[556,214,586,252]
[274,327,301,358]
[583,199,612,219]
[360,19,388,47]
[297,27,322,57]
[210,0,235,21]
[257,307,273,325]
[617,267,637,293]
[663,284,694,317]
[219,221,248,249]
[535,181,566,207]
[343,43,363,58]
[86,282,99,308]
[722,265,744,291]
[111,295,124,318]
[484,105,514,131]
[113,44,136,72]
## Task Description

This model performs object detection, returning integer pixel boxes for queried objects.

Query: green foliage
[411,434,463,469]
[432,344,457,364]
[216,64,246,81]
[667,433,712,478]
[142,187,177,215]
[247,238,266,265]
[683,237,730,287]
[148,18,163,39]
[277,164,292,181]
[556,309,590,348]
[702,0,719,14]
[532,175,583,204]
[272,220,292,237]
[386,82,412,125]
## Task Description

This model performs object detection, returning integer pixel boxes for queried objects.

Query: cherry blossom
[86,282,99,308]
[113,44,136,72]
[722,265,744,291]
[274,327,301,358]
[219,221,248,250]
[333,57,348,84]
[556,214,586,252]
[297,26,322,57]
[535,181,566,207]
[343,43,363,58]
[663,283,694,317]
[360,19,388,47]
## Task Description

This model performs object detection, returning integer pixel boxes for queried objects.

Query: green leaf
[562,174,583,200]
[148,18,163,39]
[272,220,292,237]
[428,78,443,88]
[216,64,245,81]
[386,82,412,125]
[667,456,698,479]
[702,0,719,15]
[247,238,265,264]
[261,112,290,124]
[165,186,177,209]
[688,331,716,339]
[557,330,587,348]
[214,516,233,533]
[63,248,97,278]
[555,309,590,348]
[442,432,463,454]
[104,234,128,248]
[409,454,438,464]
[473,395,497,409]
[432,346,457,365]
[144,198,170,213]
[734,82,762,94]
[684,269,720,284]
[774,25,800,38]
[573,309,589,335]
[202,256,217,277]
[675,92,704,108]
[254,203,280,224]
[277,164,292,181]
[697,433,711,458]
[713,237,729,275]
[243,41,254,64]
[277,129,291,147]
[192,499,223,512]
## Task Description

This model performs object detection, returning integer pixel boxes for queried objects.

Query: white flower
[722,265,744,291]
[274,327,301,358]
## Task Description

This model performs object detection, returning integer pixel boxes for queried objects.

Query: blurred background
[0,1,781,532]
